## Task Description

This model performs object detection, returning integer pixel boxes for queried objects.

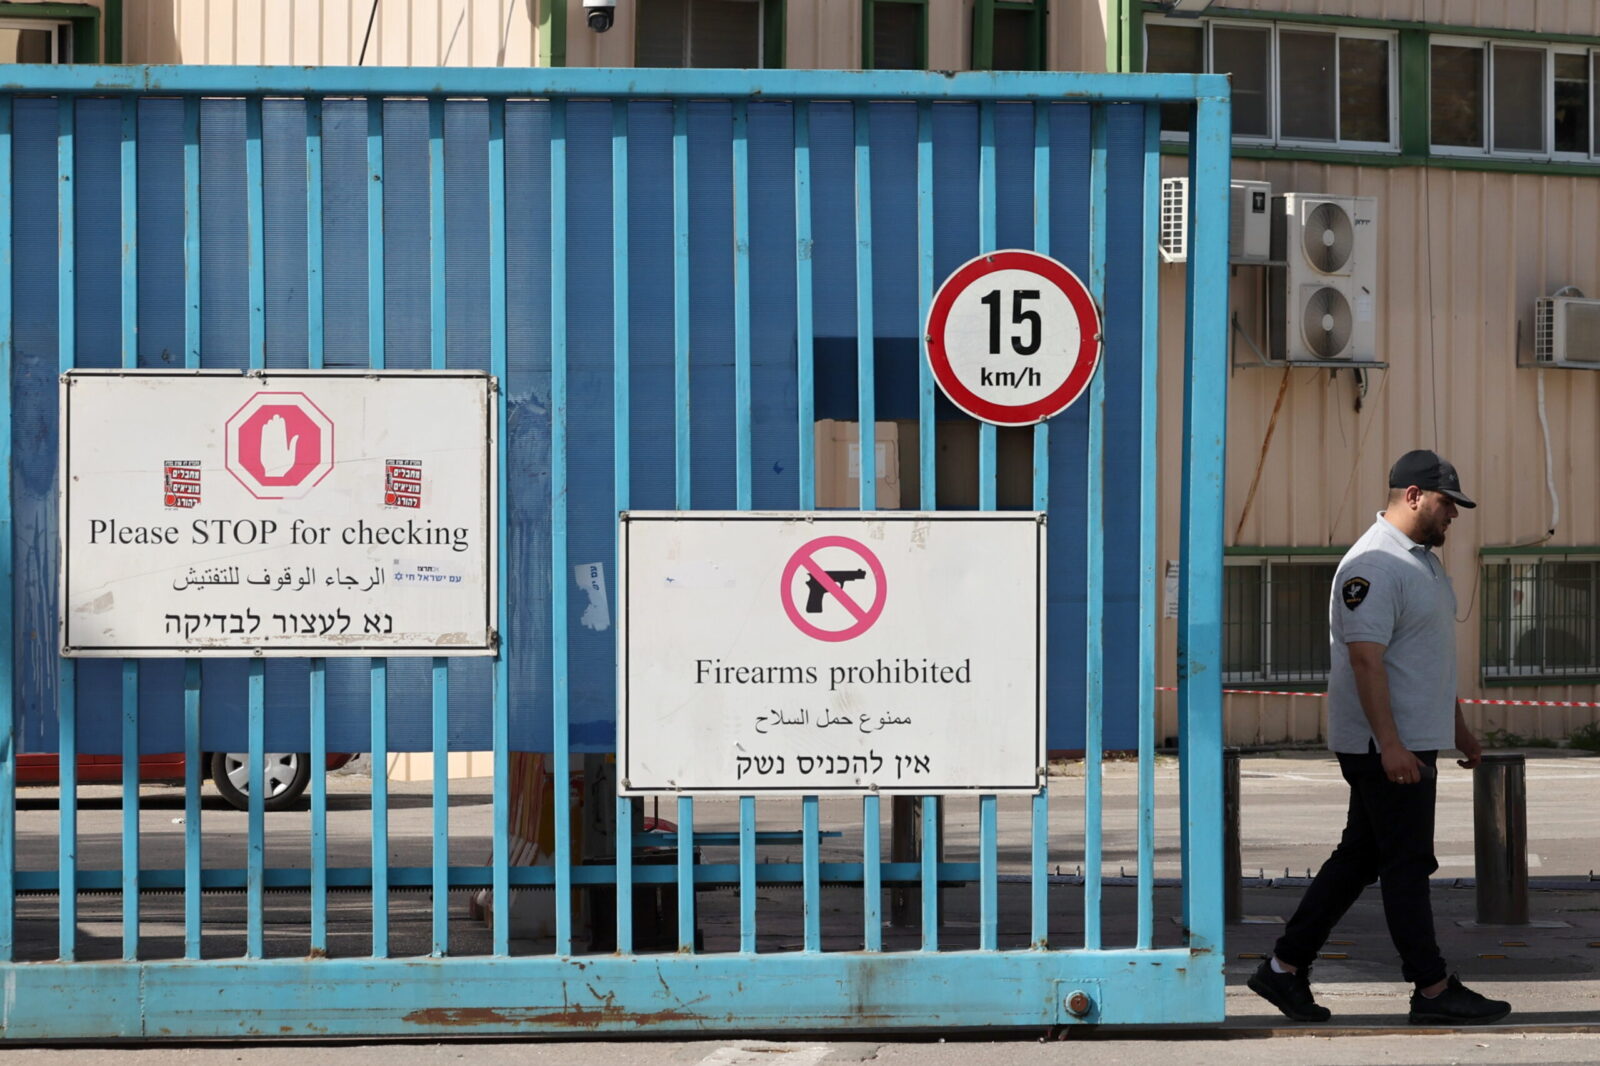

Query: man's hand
[1455,704,1483,770]
[1380,744,1426,785]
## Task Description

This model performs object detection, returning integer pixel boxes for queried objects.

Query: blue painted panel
[746,102,800,510]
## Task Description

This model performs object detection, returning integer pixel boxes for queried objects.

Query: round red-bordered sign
[779,535,888,643]
[924,249,1102,427]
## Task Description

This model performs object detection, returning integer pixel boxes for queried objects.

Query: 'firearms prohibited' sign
[619,512,1046,795]
[925,249,1101,426]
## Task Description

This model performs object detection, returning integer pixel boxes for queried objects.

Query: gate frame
[0,64,1230,1038]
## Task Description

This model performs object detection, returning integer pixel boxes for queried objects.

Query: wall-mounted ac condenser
[1534,295,1600,368]
[1157,177,1272,265]
[1269,193,1379,362]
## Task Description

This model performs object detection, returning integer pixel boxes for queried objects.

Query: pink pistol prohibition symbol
[780,535,888,643]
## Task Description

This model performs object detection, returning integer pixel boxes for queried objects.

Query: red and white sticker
[163,460,201,509]
[385,459,422,509]
[924,249,1101,426]
[779,535,888,643]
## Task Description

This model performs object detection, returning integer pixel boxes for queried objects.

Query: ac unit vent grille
[1563,301,1600,362]
[1160,177,1187,263]
[1301,286,1354,359]
[1301,200,1355,274]
[1536,297,1555,363]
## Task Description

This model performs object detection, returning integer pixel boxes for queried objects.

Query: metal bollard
[1473,752,1528,925]
[1224,748,1242,923]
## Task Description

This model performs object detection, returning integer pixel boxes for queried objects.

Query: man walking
[1248,450,1511,1025]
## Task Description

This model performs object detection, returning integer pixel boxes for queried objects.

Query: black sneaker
[1247,958,1332,1022]
[1408,975,1511,1025]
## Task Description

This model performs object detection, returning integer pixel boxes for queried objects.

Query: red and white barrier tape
[1155,686,1600,709]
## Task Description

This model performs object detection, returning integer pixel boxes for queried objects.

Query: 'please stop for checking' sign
[617,512,1046,795]
[60,369,497,656]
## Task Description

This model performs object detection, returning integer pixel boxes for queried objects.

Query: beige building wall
[120,0,1110,73]
[124,0,542,66]
[1202,0,1600,35]
[1158,157,1600,746]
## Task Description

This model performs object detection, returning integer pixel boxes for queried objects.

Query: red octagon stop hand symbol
[224,392,335,500]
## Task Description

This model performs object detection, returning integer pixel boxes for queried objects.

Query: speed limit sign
[924,249,1102,427]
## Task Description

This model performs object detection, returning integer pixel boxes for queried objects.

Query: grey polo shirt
[1326,513,1458,754]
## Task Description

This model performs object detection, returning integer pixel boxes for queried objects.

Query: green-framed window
[1224,553,1342,686]
[974,0,1046,71]
[1145,15,1398,151]
[863,0,926,71]
[636,0,784,69]
[1482,551,1600,682]
[1431,37,1600,162]
[0,2,101,63]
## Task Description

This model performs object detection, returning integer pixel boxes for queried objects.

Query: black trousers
[1273,747,1447,988]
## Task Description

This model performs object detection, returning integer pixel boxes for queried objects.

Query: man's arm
[1454,700,1483,770]
[1347,640,1426,784]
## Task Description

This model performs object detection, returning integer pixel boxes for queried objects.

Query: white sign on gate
[60,370,497,656]
[618,512,1045,795]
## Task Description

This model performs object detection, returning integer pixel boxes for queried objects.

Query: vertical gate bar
[852,101,875,508]
[920,795,937,950]
[118,93,140,961]
[1082,105,1108,952]
[305,95,330,957]
[676,794,694,952]
[56,93,77,963]
[671,99,690,511]
[915,101,935,510]
[244,94,267,962]
[246,660,265,958]
[863,795,881,951]
[979,794,997,950]
[738,797,756,953]
[732,99,758,954]
[916,101,938,953]
[974,98,999,956]
[1029,99,1050,950]
[181,94,202,961]
[732,100,752,505]
[0,93,13,965]
[427,95,449,958]
[611,98,634,956]
[853,99,883,953]
[976,101,996,508]
[366,95,391,959]
[794,101,815,510]
[487,96,510,958]
[550,97,573,957]
[1136,103,1160,951]
[801,794,820,952]
[183,660,201,958]
[1178,92,1229,955]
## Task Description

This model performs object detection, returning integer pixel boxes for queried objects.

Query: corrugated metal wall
[1159,159,1600,745]
[1205,0,1600,34]
[125,0,542,66]
[120,0,1109,75]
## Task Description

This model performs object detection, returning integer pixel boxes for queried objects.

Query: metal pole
[1223,748,1242,923]
[889,796,919,927]
[1474,752,1528,925]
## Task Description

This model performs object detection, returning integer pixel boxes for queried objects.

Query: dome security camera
[584,0,616,32]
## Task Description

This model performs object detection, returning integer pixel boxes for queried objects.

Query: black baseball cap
[1389,449,1476,508]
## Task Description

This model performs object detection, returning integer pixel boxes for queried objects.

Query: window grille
[1224,557,1339,685]
[1482,556,1600,680]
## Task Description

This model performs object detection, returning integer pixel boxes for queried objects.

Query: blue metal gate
[0,65,1231,1038]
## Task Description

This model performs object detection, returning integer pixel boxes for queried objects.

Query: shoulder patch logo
[1342,576,1371,610]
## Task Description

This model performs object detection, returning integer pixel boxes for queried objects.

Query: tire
[209,751,313,812]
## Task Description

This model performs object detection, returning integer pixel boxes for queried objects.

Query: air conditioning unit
[1157,177,1272,265]
[1534,295,1600,368]
[1269,193,1379,362]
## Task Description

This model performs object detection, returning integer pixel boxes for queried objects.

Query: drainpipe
[105,0,123,63]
